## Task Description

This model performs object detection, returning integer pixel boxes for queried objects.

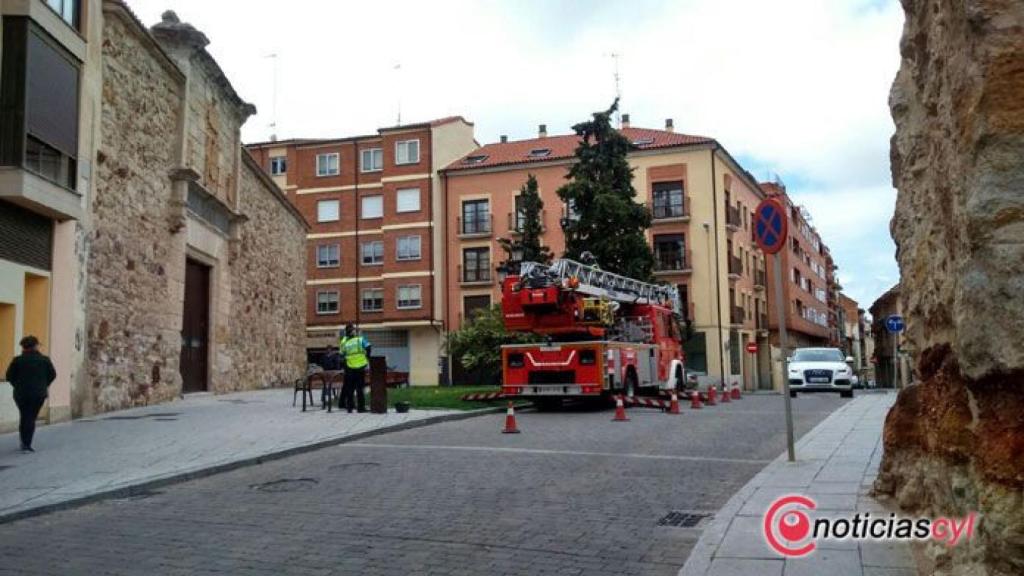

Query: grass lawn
[386,385,506,411]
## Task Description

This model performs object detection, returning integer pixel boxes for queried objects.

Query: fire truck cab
[500,259,686,403]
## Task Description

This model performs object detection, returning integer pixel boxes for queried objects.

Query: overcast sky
[129,0,904,311]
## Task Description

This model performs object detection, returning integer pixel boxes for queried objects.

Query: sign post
[755,197,794,462]
[885,315,905,389]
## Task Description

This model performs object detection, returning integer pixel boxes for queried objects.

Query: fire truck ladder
[520,259,681,316]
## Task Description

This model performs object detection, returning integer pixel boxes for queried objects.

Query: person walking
[339,324,371,413]
[5,336,56,453]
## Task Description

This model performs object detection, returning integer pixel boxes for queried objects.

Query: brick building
[440,116,773,390]
[1,1,308,431]
[247,118,477,385]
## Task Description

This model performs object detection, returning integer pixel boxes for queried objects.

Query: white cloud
[125,0,903,305]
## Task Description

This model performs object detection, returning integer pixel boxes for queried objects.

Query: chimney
[665,118,674,133]
[621,114,630,129]
[500,135,508,143]
[538,124,547,138]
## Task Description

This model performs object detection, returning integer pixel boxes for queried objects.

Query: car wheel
[789,390,797,398]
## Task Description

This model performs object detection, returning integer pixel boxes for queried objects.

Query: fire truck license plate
[532,386,580,395]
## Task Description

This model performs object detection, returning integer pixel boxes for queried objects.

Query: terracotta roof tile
[444,127,714,172]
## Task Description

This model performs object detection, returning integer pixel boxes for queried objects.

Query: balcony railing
[728,255,742,278]
[654,248,692,274]
[757,314,768,330]
[731,305,745,325]
[726,205,742,230]
[754,269,766,289]
[459,264,492,285]
[508,210,547,234]
[650,198,689,221]
[457,214,492,237]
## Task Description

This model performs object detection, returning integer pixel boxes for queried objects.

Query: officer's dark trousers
[15,395,45,449]
[341,368,367,413]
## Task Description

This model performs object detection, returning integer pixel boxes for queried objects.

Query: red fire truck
[500,258,686,406]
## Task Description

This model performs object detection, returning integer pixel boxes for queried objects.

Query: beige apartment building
[247,118,478,385]
[441,116,773,390]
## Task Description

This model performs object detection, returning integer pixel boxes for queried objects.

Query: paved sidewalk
[680,392,917,576]
[0,388,466,521]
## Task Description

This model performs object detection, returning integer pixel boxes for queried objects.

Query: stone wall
[224,155,307,391]
[877,1,1024,574]
[80,10,186,415]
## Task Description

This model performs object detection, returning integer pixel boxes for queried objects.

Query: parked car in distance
[787,348,855,398]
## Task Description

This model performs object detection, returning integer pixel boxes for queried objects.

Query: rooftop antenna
[393,62,402,126]
[608,52,622,127]
[265,53,279,141]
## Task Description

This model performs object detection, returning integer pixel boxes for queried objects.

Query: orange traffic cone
[690,390,703,409]
[612,395,630,421]
[721,384,731,403]
[707,385,717,406]
[731,386,741,400]
[502,402,520,434]
[668,392,681,414]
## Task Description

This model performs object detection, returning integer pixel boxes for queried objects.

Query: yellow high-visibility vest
[341,336,369,369]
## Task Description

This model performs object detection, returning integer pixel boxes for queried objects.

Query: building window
[395,139,420,165]
[678,284,690,320]
[270,156,286,175]
[316,244,340,268]
[0,19,80,190]
[653,234,686,271]
[396,235,421,261]
[463,295,491,321]
[462,199,490,234]
[361,288,384,312]
[316,153,339,177]
[652,182,685,219]
[361,241,384,265]
[45,0,80,28]
[397,285,422,309]
[462,247,490,282]
[565,198,580,222]
[361,195,383,219]
[360,148,382,172]
[396,188,420,213]
[316,291,339,315]
[317,200,339,222]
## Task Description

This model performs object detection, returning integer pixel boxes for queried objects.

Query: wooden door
[180,259,210,393]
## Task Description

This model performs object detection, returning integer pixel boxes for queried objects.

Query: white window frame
[360,148,383,172]
[316,291,339,315]
[361,195,384,219]
[316,244,340,268]
[361,288,384,312]
[361,241,384,265]
[396,188,420,213]
[316,153,340,177]
[270,156,287,175]
[317,200,340,223]
[396,235,421,261]
[397,284,423,310]
[395,139,420,165]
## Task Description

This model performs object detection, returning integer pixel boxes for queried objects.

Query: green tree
[446,305,539,384]
[498,174,552,274]
[557,99,655,280]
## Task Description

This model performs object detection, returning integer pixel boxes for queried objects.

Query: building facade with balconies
[247,117,478,385]
[441,116,771,390]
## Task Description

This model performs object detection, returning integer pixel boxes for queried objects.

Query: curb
[0,406,505,525]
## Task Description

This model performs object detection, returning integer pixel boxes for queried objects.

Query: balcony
[725,205,742,231]
[727,255,742,280]
[730,305,745,325]
[507,210,547,234]
[457,214,493,239]
[649,199,690,224]
[753,269,766,290]
[458,264,492,286]
[757,313,769,331]
[654,248,692,276]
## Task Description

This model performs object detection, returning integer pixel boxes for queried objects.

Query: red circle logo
[763,495,817,557]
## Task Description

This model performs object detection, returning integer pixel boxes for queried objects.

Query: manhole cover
[250,478,319,493]
[657,511,712,528]
[329,462,381,471]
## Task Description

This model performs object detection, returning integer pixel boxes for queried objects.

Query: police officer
[5,336,56,452]
[339,324,371,413]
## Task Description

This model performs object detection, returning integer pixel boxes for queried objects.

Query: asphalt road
[0,393,848,576]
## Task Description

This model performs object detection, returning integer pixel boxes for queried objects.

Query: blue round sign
[885,315,905,333]
[754,198,788,254]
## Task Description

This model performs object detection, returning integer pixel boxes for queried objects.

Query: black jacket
[320,352,343,371]
[5,351,56,401]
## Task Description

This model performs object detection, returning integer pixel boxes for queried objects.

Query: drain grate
[113,489,163,502]
[250,478,319,493]
[657,511,712,528]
